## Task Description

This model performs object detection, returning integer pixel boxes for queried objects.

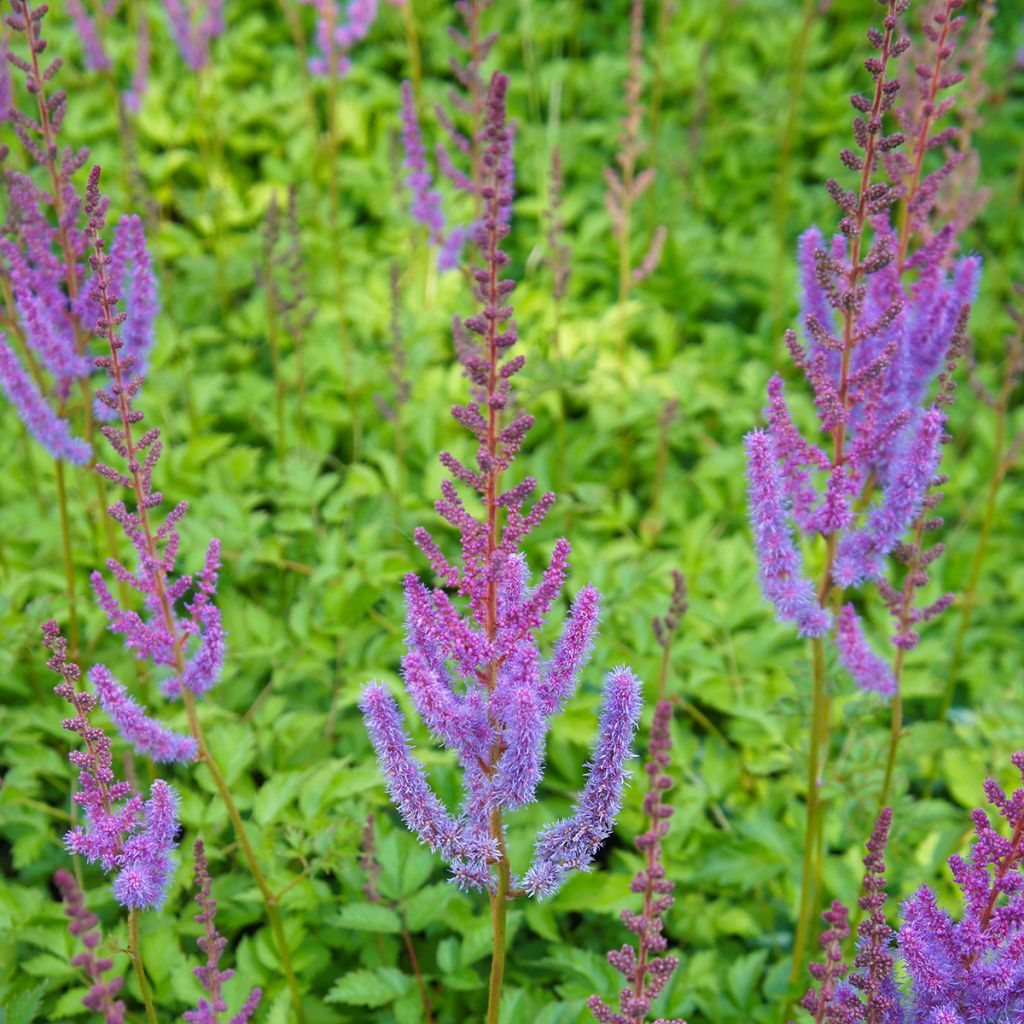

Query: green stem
[789,634,827,990]
[877,670,903,815]
[53,461,80,659]
[486,835,511,1024]
[182,691,306,1023]
[128,909,159,1024]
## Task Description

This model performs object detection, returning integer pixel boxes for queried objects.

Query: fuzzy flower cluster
[164,0,225,72]
[589,700,684,1024]
[184,840,262,1024]
[397,0,510,271]
[744,0,979,697]
[362,72,642,899]
[54,869,126,1024]
[82,168,222,757]
[801,755,1024,1022]
[303,0,378,78]
[45,621,180,910]
[0,1,157,464]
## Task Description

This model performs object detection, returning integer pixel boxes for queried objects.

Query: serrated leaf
[334,901,402,933]
[325,967,411,1007]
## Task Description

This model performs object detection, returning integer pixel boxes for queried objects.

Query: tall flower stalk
[361,73,643,1024]
[81,166,306,1023]
[744,0,983,990]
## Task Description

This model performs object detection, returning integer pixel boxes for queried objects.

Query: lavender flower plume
[91,664,197,763]
[67,0,111,71]
[304,0,378,77]
[588,699,684,1024]
[363,73,643,899]
[898,752,1024,1020]
[834,604,897,698]
[82,169,224,727]
[164,0,225,71]
[744,429,831,638]
[799,761,1024,1021]
[107,215,158,374]
[44,620,180,910]
[522,668,642,899]
[400,80,445,247]
[54,869,126,1024]
[184,840,262,1024]
[123,11,151,114]
[746,0,982,696]
[0,335,90,463]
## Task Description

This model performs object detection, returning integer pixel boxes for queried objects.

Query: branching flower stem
[127,908,159,1024]
[789,1,902,993]
[86,183,306,1024]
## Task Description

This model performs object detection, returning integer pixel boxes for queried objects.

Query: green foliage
[1,1,1023,1023]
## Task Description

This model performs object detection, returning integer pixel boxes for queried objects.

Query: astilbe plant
[44,619,175,1024]
[743,0,983,985]
[801,755,1024,1022]
[361,72,643,1024]
[164,0,225,72]
[0,0,158,659]
[79,166,305,1022]
[397,0,504,270]
[604,0,666,312]
[185,840,262,1024]
[589,700,683,1024]
[54,869,126,1024]
[302,0,377,78]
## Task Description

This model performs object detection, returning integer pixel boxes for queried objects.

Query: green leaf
[334,902,402,934]
[325,967,412,1007]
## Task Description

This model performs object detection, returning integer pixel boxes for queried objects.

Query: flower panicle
[588,699,685,1024]
[744,0,983,695]
[54,869,127,1024]
[363,73,643,900]
[82,168,223,739]
[44,620,180,910]
[184,840,263,1024]
[303,0,377,78]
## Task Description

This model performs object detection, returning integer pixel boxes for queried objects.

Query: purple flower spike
[744,429,832,638]
[305,0,378,78]
[67,0,111,71]
[834,605,896,699]
[833,408,946,588]
[184,840,263,1024]
[400,80,445,247]
[108,215,158,374]
[364,72,643,901]
[46,618,180,911]
[0,336,90,464]
[361,683,479,864]
[91,664,197,763]
[521,668,642,899]
[55,869,126,1024]
[164,0,225,71]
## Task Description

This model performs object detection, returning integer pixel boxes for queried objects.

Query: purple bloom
[833,408,946,588]
[164,0,224,71]
[91,664,197,763]
[743,429,832,638]
[0,335,90,463]
[123,11,151,113]
[106,214,158,373]
[67,0,111,71]
[304,0,378,77]
[589,699,684,1023]
[522,668,642,899]
[400,80,445,246]
[184,840,262,1024]
[363,73,643,899]
[44,621,180,910]
[54,869,126,1024]
[834,605,897,698]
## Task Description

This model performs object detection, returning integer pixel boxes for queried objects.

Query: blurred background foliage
[1,0,1023,1021]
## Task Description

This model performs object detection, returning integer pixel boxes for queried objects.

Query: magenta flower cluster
[45,620,181,910]
[802,755,1024,1022]
[362,72,642,899]
[744,0,979,697]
